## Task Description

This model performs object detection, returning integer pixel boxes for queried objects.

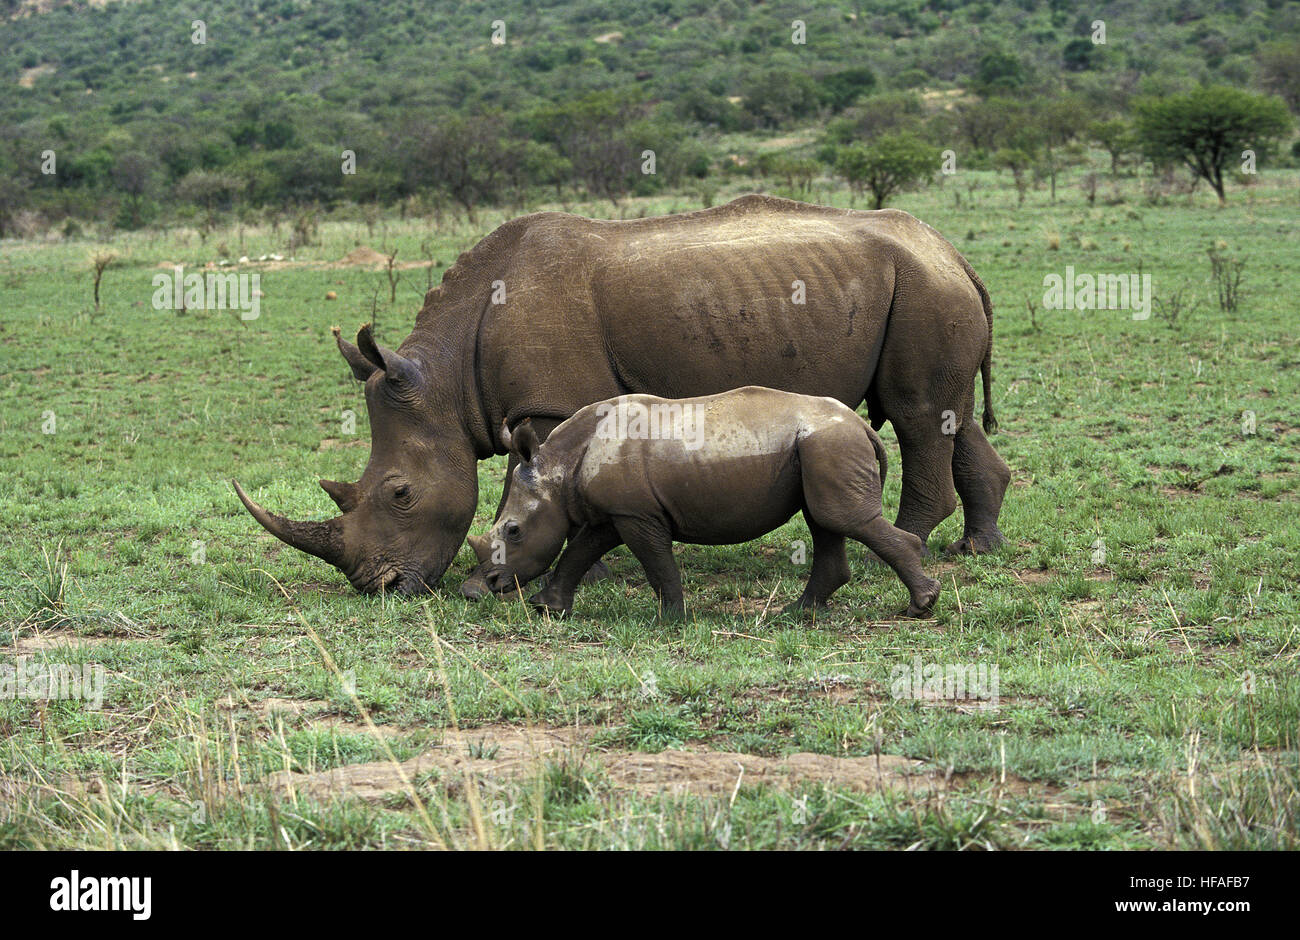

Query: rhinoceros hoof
[528,590,572,618]
[902,578,941,619]
[781,598,829,617]
[943,529,1007,556]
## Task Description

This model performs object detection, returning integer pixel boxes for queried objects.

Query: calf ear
[332,326,376,382]
[512,419,541,464]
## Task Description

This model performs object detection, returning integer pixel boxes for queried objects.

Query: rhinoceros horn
[232,480,346,566]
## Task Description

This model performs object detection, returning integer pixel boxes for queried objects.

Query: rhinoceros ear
[332,326,377,382]
[357,323,419,387]
[320,479,360,513]
[507,418,541,464]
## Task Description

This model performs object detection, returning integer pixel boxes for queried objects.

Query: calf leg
[800,431,940,618]
[785,512,851,613]
[612,516,685,620]
[946,420,1011,555]
[529,523,623,617]
[855,516,941,618]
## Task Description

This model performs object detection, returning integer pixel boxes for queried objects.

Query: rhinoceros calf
[474,387,941,620]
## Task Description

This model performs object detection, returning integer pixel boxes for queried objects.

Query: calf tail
[961,256,998,435]
[866,424,888,490]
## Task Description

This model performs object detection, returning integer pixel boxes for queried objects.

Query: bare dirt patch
[318,437,369,450]
[1014,568,1054,584]
[9,632,143,653]
[216,695,409,737]
[17,64,55,87]
[265,723,1040,801]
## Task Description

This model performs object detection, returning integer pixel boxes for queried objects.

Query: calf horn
[232,480,345,567]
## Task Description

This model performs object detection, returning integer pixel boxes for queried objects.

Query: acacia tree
[1035,96,1091,203]
[0,174,30,239]
[834,134,933,209]
[954,97,1025,154]
[527,91,653,207]
[994,147,1035,205]
[1087,118,1136,176]
[111,151,158,229]
[757,152,819,196]
[1133,87,1291,205]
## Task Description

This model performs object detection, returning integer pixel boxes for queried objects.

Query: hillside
[1,0,1298,227]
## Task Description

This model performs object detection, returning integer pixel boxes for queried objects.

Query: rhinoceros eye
[504,521,521,542]
[392,483,411,503]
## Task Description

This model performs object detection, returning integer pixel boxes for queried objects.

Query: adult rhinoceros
[233,194,1011,596]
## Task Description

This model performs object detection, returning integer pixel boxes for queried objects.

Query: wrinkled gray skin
[475,388,941,620]
[233,195,1009,596]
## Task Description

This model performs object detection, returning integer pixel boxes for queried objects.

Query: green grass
[1,161,1298,849]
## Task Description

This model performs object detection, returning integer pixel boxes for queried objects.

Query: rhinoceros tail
[961,257,998,435]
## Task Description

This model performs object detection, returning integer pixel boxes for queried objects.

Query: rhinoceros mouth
[353,566,439,597]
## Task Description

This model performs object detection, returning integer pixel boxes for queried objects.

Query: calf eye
[504,521,521,541]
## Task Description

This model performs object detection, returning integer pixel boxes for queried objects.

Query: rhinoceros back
[474,195,979,432]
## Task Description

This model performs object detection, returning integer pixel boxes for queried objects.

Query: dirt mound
[339,246,389,267]
[266,723,948,801]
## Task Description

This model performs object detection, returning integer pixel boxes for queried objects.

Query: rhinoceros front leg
[612,516,686,621]
[529,523,623,617]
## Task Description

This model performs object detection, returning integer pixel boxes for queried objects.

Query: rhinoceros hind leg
[799,428,939,618]
[863,517,941,618]
[946,420,1011,556]
[850,515,940,619]
[785,513,851,614]
[890,421,958,551]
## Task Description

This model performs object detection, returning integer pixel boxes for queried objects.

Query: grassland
[1,162,1298,850]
